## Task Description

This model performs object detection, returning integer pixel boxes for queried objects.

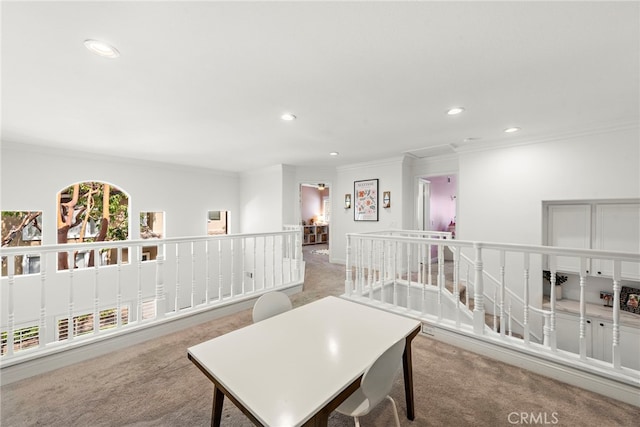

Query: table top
[188,296,421,426]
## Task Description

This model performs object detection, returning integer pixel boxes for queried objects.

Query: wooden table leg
[403,326,421,420]
[211,386,225,427]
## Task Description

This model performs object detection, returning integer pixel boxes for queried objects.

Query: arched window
[56,181,129,270]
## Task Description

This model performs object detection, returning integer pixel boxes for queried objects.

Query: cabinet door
[592,203,640,280]
[555,312,592,356]
[547,204,591,274]
[620,325,640,370]
[591,320,612,363]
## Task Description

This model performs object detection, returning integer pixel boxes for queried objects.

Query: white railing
[344,230,640,381]
[1,227,303,363]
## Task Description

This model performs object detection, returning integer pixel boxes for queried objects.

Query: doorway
[417,175,457,260]
[418,175,457,234]
[299,183,331,259]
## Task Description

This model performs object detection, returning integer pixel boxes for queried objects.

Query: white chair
[335,339,405,427]
[251,291,293,323]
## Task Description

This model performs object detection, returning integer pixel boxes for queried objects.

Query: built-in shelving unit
[303,225,329,245]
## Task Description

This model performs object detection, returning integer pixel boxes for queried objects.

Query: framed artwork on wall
[354,179,378,221]
[620,286,640,315]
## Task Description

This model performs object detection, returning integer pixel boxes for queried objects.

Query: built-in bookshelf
[303,225,329,245]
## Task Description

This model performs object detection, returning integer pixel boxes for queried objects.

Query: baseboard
[1,283,303,386]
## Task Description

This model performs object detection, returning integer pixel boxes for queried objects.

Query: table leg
[211,386,225,427]
[403,326,421,420]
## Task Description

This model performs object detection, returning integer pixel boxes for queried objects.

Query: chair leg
[353,416,360,427]
[386,395,401,427]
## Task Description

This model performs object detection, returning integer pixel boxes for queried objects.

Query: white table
[188,296,422,427]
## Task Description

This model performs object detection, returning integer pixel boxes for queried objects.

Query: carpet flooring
[1,245,638,426]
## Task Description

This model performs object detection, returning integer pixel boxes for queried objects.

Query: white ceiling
[2,1,638,173]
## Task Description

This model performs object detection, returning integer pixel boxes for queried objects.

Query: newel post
[473,243,486,334]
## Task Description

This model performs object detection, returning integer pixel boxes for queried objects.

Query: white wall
[458,126,640,245]
[0,142,241,242]
[239,165,284,234]
[331,157,406,263]
[456,125,640,313]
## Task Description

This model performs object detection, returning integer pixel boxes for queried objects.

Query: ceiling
[2,1,638,173]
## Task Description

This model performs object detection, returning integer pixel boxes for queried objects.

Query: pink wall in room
[429,175,457,234]
[301,185,330,224]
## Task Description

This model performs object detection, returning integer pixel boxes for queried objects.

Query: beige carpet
[1,245,638,427]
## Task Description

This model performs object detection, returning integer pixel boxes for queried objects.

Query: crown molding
[455,120,639,156]
[1,141,239,178]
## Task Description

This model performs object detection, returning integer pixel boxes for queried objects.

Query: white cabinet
[303,225,329,245]
[556,308,639,370]
[545,200,640,280]
[547,204,591,273]
[593,204,640,280]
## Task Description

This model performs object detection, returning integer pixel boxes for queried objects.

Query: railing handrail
[346,231,640,262]
[0,229,302,256]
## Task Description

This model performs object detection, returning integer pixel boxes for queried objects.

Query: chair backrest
[360,338,406,408]
[252,291,293,323]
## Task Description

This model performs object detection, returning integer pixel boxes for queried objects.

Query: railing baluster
[437,243,443,320]
[612,260,621,369]
[357,239,363,295]
[191,242,196,307]
[175,244,181,312]
[523,252,530,345]
[271,236,275,288]
[7,255,15,355]
[428,243,433,286]
[370,240,376,300]
[421,243,426,315]
[404,242,410,309]
[499,251,506,338]
[39,253,47,348]
[231,239,236,297]
[453,246,461,327]
[241,239,246,295]
[137,245,143,322]
[155,243,165,317]
[218,239,223,301]
[473,243,485,334]
[116,247,123,327]
[393,241,398,296]
[67,250,74,341]
[578,257,588,361]
[205,240,210,304]
[345,234,352,295]
[262,236,266,290]
[93,248,100,334]
[548,255,557,350]
[253,237,257,293]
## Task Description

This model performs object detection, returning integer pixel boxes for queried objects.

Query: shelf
[303,224,329,245]
[543,297,640,328]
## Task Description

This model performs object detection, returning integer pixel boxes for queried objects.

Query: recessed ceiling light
[329,152,339,156]
[84,39,120,58]
[464,137,481,142]
[281,113,296,121]
[504,127,521,133]
[447,107,465,115]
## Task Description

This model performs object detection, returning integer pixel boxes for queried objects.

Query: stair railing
[344,230,640,375]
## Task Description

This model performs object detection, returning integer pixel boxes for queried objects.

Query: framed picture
[354,179,378,221]
[620,286,640,315]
